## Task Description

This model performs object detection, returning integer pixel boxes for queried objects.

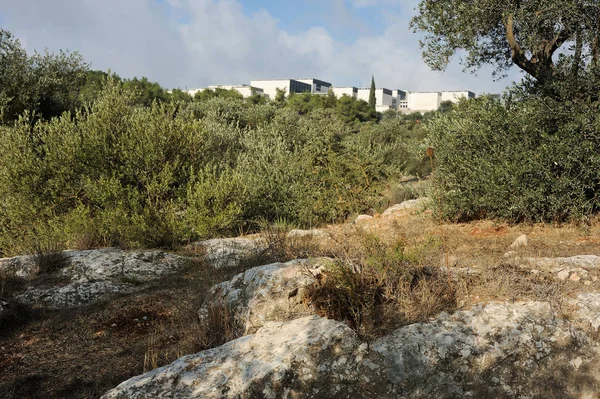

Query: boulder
[199,258,324,334]
[1,248,188,308]
[381,198,429,216]
[520,255,600,270]
[16,281,136,309]
[104,301,600,399]
[192,237,263,269]
[508,234,528,249]
[101,315,367,399]
[362,301,600,398]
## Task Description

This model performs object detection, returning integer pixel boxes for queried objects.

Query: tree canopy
[411,0,600,84]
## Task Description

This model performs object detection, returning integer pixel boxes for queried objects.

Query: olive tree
[411,0,600,84]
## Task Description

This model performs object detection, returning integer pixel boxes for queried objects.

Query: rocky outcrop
[103,301,600,399]
[0,248,188,309]
[102,315,366,399]
[199,258,324,334]
[381,197,429,216]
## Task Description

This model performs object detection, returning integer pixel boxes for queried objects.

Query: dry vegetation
[1,204,599,398]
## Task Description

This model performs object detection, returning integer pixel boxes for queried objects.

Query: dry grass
[305,232,457,339]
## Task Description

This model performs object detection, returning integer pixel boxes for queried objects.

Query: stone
[1,248,188,309]
[521,255,600,270]
[570,273,582,282]
[355,214,374,223]
[199,258,324,334]
[509,234,528,249]
[103,302,600,399]
[16,281,136,309]
[381,198,429,216]
[192,237,263,269]
[101,316,367,399]
[557,269,570,281]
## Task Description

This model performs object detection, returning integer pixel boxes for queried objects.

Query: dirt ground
[1,205,599,398]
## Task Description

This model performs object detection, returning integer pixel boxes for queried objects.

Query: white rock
[193,237,262,269]
[16,281,136,309]
[521,255,600,270]
[381,198,429,216]
[103,301,600,399]
[101,316,365,399]
[509,234,528,249]
[570,273,581,282]
[200,258,324,334]
[354,215,374,223]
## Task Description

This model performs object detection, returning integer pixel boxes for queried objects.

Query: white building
[356,87,394,109]
[296,78,332,95]
[407,91,442,112]
[330,87,358,99]
[405,90,476,113]
[250,79,312,99]
[185,85,265,98]
[440,91,476,103]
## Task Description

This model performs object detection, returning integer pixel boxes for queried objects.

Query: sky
[0,0,523,94]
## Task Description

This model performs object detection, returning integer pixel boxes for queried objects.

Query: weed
[305,232,456,339]
[33,243,69,275]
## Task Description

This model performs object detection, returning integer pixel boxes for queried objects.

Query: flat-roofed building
[250,79,312,99]
[407,91,442,112]
[357,87,394,107]
[330,86,358,99]
[440,90,476,103]
[296,78,332,95]
[185,85,264,98]
[207,85,265,98]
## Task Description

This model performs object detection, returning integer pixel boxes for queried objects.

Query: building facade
[330,86,358,98]
[250,79,312,99]
[296,78,332,95]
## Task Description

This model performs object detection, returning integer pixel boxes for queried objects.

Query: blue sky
[0,0,521,93]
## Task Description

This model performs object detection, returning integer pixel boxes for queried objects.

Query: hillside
[2,198,600,398]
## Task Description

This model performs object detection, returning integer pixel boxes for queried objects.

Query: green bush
[0,80,426,255]
[428,94,600,222]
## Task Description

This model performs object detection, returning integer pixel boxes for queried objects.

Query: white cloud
[0,0,519,93]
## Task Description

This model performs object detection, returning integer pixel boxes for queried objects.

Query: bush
[428,94,600,223]
[0,80,425,255]
[305,233,456,338]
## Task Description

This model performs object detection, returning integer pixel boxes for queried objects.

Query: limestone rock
[509,234,528,249]
[192,237,263,269]
[355,214,374,223]
[103,302,600,399]
[67,248,187,283]
[1,248,188,308]
[573,293,600,331]
[101,315,367,399]
[0,254,37,278]
[200,258,323,334]
[361,301,600,398]
[16,281,135,309]
[521,255,600,270]
[381,198,429,216]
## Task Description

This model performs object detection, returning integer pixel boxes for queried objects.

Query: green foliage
[428,94,600,222]
[411,0,600,85]
[368,75,376,111]
[0,79,424,255]
[0,28,88,124]
[123,77,169,106]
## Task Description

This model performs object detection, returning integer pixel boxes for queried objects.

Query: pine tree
[368,75,376,111]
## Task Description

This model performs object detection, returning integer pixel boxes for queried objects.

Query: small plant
[34,243,69,275]
[305,233,456,339]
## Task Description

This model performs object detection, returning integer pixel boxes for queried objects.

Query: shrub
[428,94,600,223]
[305,233,456,338]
